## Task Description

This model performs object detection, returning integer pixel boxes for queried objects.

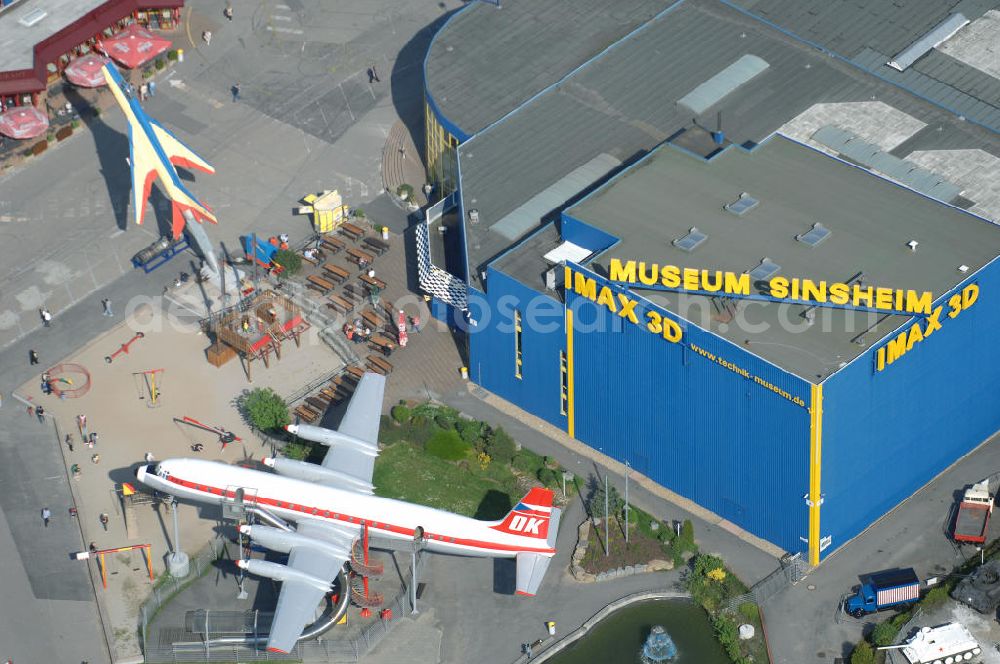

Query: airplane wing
[319,372,386,486]
[127,121,160,227]
[148,118,216,174]
[266,520,355,654]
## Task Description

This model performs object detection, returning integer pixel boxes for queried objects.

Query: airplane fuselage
[137,459,555,558]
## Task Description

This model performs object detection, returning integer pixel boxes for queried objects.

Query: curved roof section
[424,0,668,137]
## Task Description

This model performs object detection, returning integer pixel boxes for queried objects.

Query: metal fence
[140,542,426,663]
[883,607,923,664]
[725,552,807,612]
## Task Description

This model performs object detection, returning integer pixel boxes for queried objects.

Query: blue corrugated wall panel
[561,213,619,254]
[566,265,812,553]
[822,258,1000,559]
[468,270,567,429]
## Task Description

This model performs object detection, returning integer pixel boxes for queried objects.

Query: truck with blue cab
[844,568,921,618]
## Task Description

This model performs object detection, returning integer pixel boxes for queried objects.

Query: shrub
[56,126,72,141]
[850,640,875,664]
[870,620,897,647]
[273,249,302,277]
[588,481,624,521]
[426,429,468,460]
[678,519,696,551]
[167,49,178,61]
[352,208,365,219]
[408,418,439,447]
[537,467,558,488]
[282,442,310,460]
[396,183,414,200]
[155,58,166,70]
[46,132,55,142]
[456,419,483,445]
[390,404,411,424]
[434,414,454,430]
[487,427,517,464]
[238,388,290,432]
[922,585,949,609]
[71,119,81,129]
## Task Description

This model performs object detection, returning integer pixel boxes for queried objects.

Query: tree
[273,249,302,278]
[870,621,898,647]
[850,640,875,664]
[239,387,290,432]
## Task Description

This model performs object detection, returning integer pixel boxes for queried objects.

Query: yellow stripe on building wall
[566,306,575,439]
[808,383,824,566]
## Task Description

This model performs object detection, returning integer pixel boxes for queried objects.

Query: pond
[542,598,730,664]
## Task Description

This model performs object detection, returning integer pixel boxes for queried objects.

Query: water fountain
[641,625,677,662]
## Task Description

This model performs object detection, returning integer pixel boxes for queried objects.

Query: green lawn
[373,442,520,519]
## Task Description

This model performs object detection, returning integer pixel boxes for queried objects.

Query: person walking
[139,83,148,102]
[202,30,212,46]
[35,405,45,423]
[29,349,38,365]
[41,507,51,528]
[147,80,155,97]
[99,513,109,531]
[232,82,241,102]
[40,308,52,327]
[224,4,233,20]
[101,298,113,317]
[65,433,74,452]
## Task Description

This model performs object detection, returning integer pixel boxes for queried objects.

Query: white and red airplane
[135,372,561,654]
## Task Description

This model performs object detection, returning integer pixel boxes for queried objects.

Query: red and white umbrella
[64,54,112,88]
[0,106,49,140]
[103,23,172,69]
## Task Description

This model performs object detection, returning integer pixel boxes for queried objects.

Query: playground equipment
[203,290,309,382]
[45,363,92,398]
[175,416,242,449]
[133,368,165,407]
[105,332,145,364]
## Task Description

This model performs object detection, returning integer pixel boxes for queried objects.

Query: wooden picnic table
[369,333,396,356]
[366,354,394,375]
[363,236,390,255]
[359,273,387,291]
[321,236,346,254]
[327,293,354,314]
[347,247,375,267]
[344,365,365,380]
[322,262,350,283]
[294,405,319,422]
[339,222,366,242]
[307,274,335,293]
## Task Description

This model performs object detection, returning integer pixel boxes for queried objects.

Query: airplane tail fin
[491,487,557,540]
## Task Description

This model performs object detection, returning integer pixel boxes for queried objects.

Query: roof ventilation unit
[796,222,831,247]
[18,8,48,27]
[724,192,759,217]
[907,240,919,252]
[468,209,480,224]
[545,269,557,291]
[748,257,781,281]
[672,227,707,252]
[959,265,969,273]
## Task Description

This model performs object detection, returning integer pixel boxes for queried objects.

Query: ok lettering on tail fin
[492,487,555,539]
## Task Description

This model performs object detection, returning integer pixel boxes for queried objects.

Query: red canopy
[64,54,112,88]
[101,24,172,69]
[0,107,49,140]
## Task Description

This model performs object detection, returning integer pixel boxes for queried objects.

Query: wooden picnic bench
[359,273,387,291]
[361,308,383,330]
[327,293,354,314]
[321,262,350,284]
[331,373,357,391]
[347,247,375,267]
[363,236,390,255]
[339,222,366,242]
[344,365,365,380]
[342,283,366,301]
[321,236,346,254]
[294,405,319,422]
[366,354,394,375]
[307,274,335,294]
[306,396,330,411]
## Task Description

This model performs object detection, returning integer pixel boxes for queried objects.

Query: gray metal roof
[567,136,1000,382]
[458,0,1000,290]
[729,0,1000,133]
[0,0,107,72]
[424,0,667,136]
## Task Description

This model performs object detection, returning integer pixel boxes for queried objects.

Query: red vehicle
[953,479,993,544]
